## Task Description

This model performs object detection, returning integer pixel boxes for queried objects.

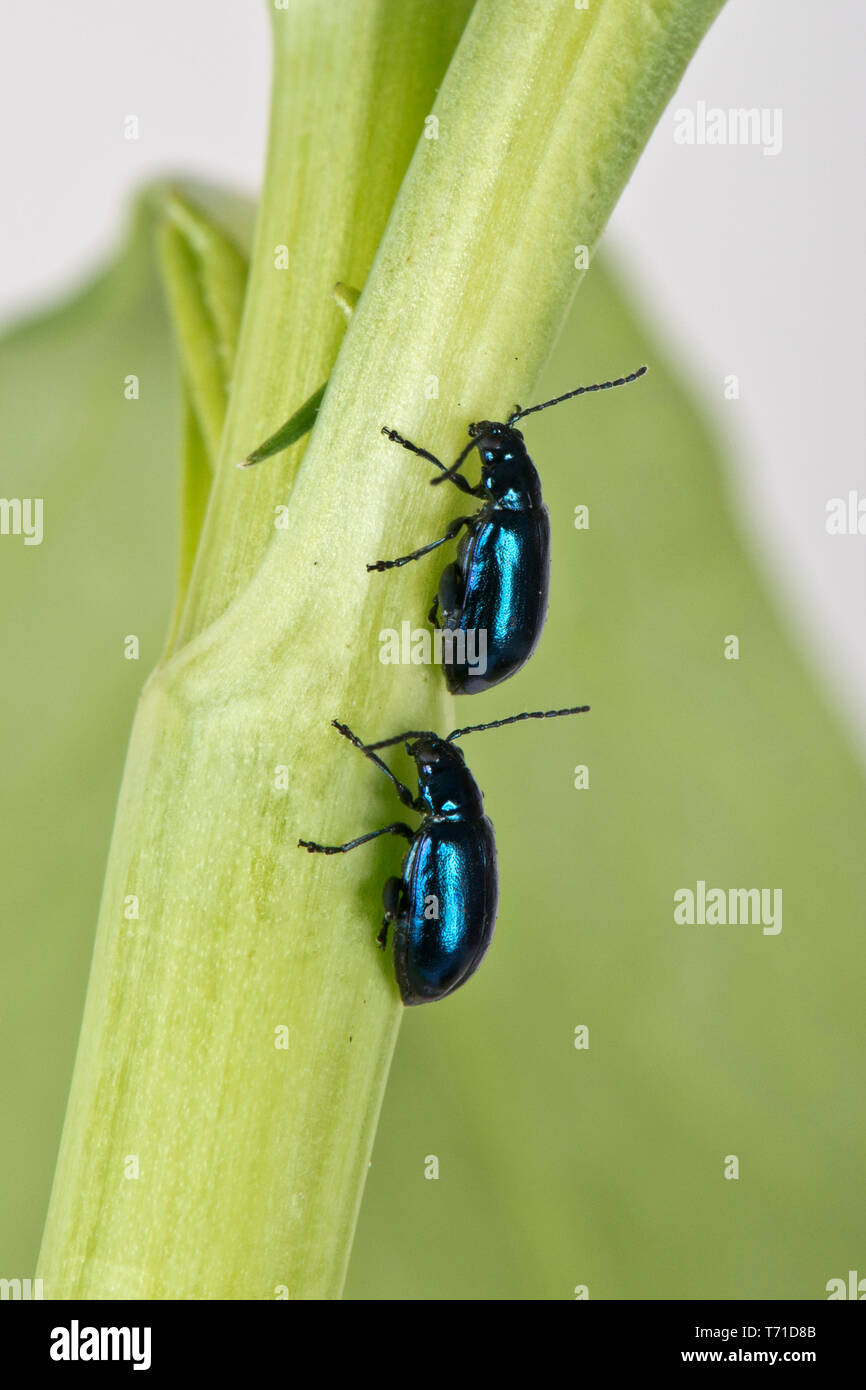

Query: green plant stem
[174,0,474,649]
[38,0,725,1299]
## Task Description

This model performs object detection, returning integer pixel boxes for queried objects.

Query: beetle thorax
[409,738,486,821]
[472,425,543,510]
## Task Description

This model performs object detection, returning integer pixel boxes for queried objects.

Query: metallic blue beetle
[298,706,589,1005]
[369,367,647,693]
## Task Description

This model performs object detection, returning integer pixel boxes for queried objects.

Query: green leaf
[155,189,250,647]
[157,188,248,463]
[238,381,326,468]
[169,390,212,652]
[0,197,182,1276]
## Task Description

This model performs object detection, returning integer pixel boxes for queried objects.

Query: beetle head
[468,419,523,456]
[405,734,465,777]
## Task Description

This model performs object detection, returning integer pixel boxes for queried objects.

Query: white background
[2,0,863,747]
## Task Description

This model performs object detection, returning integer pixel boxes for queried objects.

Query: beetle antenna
[447,705,590,741]
[365,730,437,751]
[508,365,647,425]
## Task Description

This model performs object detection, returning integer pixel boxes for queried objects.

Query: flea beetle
[368,367,647,694]
[298,705,589,1005]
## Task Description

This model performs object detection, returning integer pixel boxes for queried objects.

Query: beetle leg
[436,561,462,625]
[379,875,405,948]
[367,515,473,574]
[428,434,482,493]
[442,473,479,497]
[331,720,418,809]
[381,425,442,469]
[381,426,477,497]
[298,822,414,856]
